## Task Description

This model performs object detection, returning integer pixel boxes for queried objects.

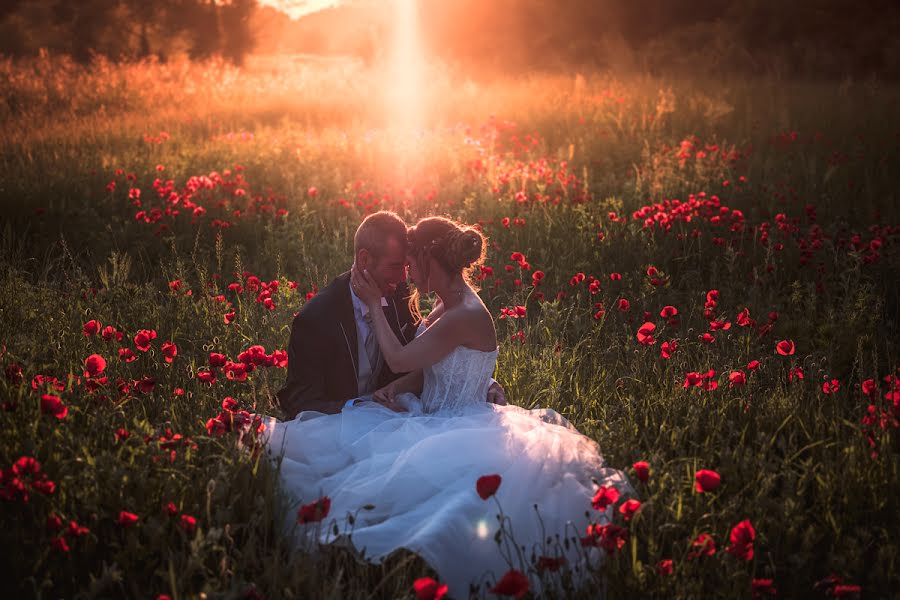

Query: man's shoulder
[294,273,349,324]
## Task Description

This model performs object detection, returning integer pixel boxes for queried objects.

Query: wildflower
[822,379,840,394]
[688,533,717,559]
[161,342,177,363]
[632,461,650,483]
[117,511,139,528]
[776,339,795,355]
[729,371,747,387]
[660,340,677,359]
[726,519,755,561]
[657,559,673,576]
[695,470,721,493]
[84,354,107,378]
[179,514,197,534]
[40,395,68,419]
[476,474,501,499]
[83,320,101,336]
[591,485,620,510]
[413,577,448,600]
[297,496,331,524]
[637,322,657,345]
[489,569,529,598]
[134,329,157,352]
[619,499,641,521]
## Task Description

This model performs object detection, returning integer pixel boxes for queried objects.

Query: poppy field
[1,55,899,598]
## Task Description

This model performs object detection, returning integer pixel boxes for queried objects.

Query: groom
[276,210,505,419]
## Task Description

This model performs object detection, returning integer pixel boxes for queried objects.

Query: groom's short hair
[354,211,407,259]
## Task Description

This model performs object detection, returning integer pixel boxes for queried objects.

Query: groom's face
[363,236,408,296]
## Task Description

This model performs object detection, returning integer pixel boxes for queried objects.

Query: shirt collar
[349,285,388,318]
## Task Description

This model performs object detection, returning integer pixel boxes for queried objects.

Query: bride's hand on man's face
[350,264,382,305]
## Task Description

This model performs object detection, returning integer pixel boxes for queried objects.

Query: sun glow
[259,0,337,20]
[386,0,425,132]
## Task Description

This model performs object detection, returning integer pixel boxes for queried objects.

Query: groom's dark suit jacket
[276,272,416,419]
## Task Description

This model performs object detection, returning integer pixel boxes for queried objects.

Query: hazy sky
[258,0,338,19]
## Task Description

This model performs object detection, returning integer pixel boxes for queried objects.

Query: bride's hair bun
[442,228,485,272]
[408,217,488,275]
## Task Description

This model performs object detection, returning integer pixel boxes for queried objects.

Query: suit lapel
[334,272,359,380]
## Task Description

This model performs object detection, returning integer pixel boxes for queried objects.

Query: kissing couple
[265,212,631,598]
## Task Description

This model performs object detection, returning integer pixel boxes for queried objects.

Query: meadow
[1,53,898,598]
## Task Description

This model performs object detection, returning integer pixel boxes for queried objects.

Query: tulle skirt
[264,397,631,598]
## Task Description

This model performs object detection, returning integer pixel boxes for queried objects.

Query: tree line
[0,0,255,64]
[2,0,899,78]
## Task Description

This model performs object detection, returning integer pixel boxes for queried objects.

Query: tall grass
[1,55,898,598]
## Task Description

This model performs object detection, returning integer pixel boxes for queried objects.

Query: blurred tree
[220,0,257,65]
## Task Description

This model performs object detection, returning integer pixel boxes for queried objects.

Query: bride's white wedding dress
[264,325,631,598]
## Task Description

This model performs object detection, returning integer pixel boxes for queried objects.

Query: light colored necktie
[363,311,382,390]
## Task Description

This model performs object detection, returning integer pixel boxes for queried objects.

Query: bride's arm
[354,269,470,373]
[374,370,424,401]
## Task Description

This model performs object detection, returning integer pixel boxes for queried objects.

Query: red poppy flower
[700,333,716,344]
[632,461,649,483]
[297,496,331,523]
[270,349,288,368]
[134,376,155,394]
[134,329,157,352]
[688,533,717,559]
[118,348,136,362]
[40,394,68,419]
[68,520,89,537]
[726,519,755,561]
[591,485,620,510]
[161,342,177,363]
[683,372,702,388]
[84,354,107,377]
[752,579,777,597]
[535,555,566,572]
[618,499,642,521]
[789,366,804,381]
[51,536,70,552]
[117,511,139,527]
[83,320,101,336]
[476,474,502,499]
[657,559,673,576]
[776,339,795,355]
[413,577,448,600]
[660,340,677,359]
[165,502,178,517]
[831,584,862,596]
[610,272,622,281]
[729,371,747,387]
[101,326,123,342]
[618,298,630,312]
[695,469,721,492]
[747,360,761,371]
[179,514,197,534]
[861,379,878,398]
[637,322,656,345]
[737,308,753,327]
[197,369,216,384]
[46,513,63,532]
[822,379,840,394]
[209,352,227,368]
[489,569,530,598]
[660,305,677,318]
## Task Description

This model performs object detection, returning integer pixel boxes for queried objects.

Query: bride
[264,216,631,598]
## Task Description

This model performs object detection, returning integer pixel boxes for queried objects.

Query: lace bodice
[414,323,498,415]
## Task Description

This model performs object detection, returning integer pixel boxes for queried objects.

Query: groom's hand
[487,381,507,406]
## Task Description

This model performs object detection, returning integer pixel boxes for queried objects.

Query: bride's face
[407,252,425,291]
